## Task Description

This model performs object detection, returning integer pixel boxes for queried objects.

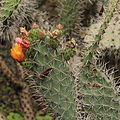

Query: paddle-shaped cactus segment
[83,0,119,64]
[79,66,120,120]
[32,41,76,120]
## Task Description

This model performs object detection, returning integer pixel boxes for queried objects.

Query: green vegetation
[26,26,76,120]
[6,112,52,120]
[36,115,52,120]
[7,113,23,120]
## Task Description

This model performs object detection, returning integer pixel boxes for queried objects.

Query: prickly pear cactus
[79,66,120,120]
[83,0,119,63]
[80,0,120,119]
[32,41,76,120]
[0,0,120,120]
[31,0,120,120]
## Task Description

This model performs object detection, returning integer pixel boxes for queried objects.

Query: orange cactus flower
[10,43,25,61]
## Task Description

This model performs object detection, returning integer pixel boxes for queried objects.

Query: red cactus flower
[16,37,30,49]
[21,39,30,49]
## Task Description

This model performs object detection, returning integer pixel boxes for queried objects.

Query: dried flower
[20,27,30,38]
[49,31,59,39]
[10,43,25,61]
[66,38,77,48]
[56,24,63,30]
[16,37,30,49]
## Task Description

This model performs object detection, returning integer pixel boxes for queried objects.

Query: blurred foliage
[7,112,23,120]
[6,112,52,120]
[36,115,52,120]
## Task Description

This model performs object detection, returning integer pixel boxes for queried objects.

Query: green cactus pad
[32,41,76,120]
[79,67,120,120]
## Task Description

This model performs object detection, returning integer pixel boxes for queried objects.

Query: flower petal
[10,43,25,61]
[16,37,23,44]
